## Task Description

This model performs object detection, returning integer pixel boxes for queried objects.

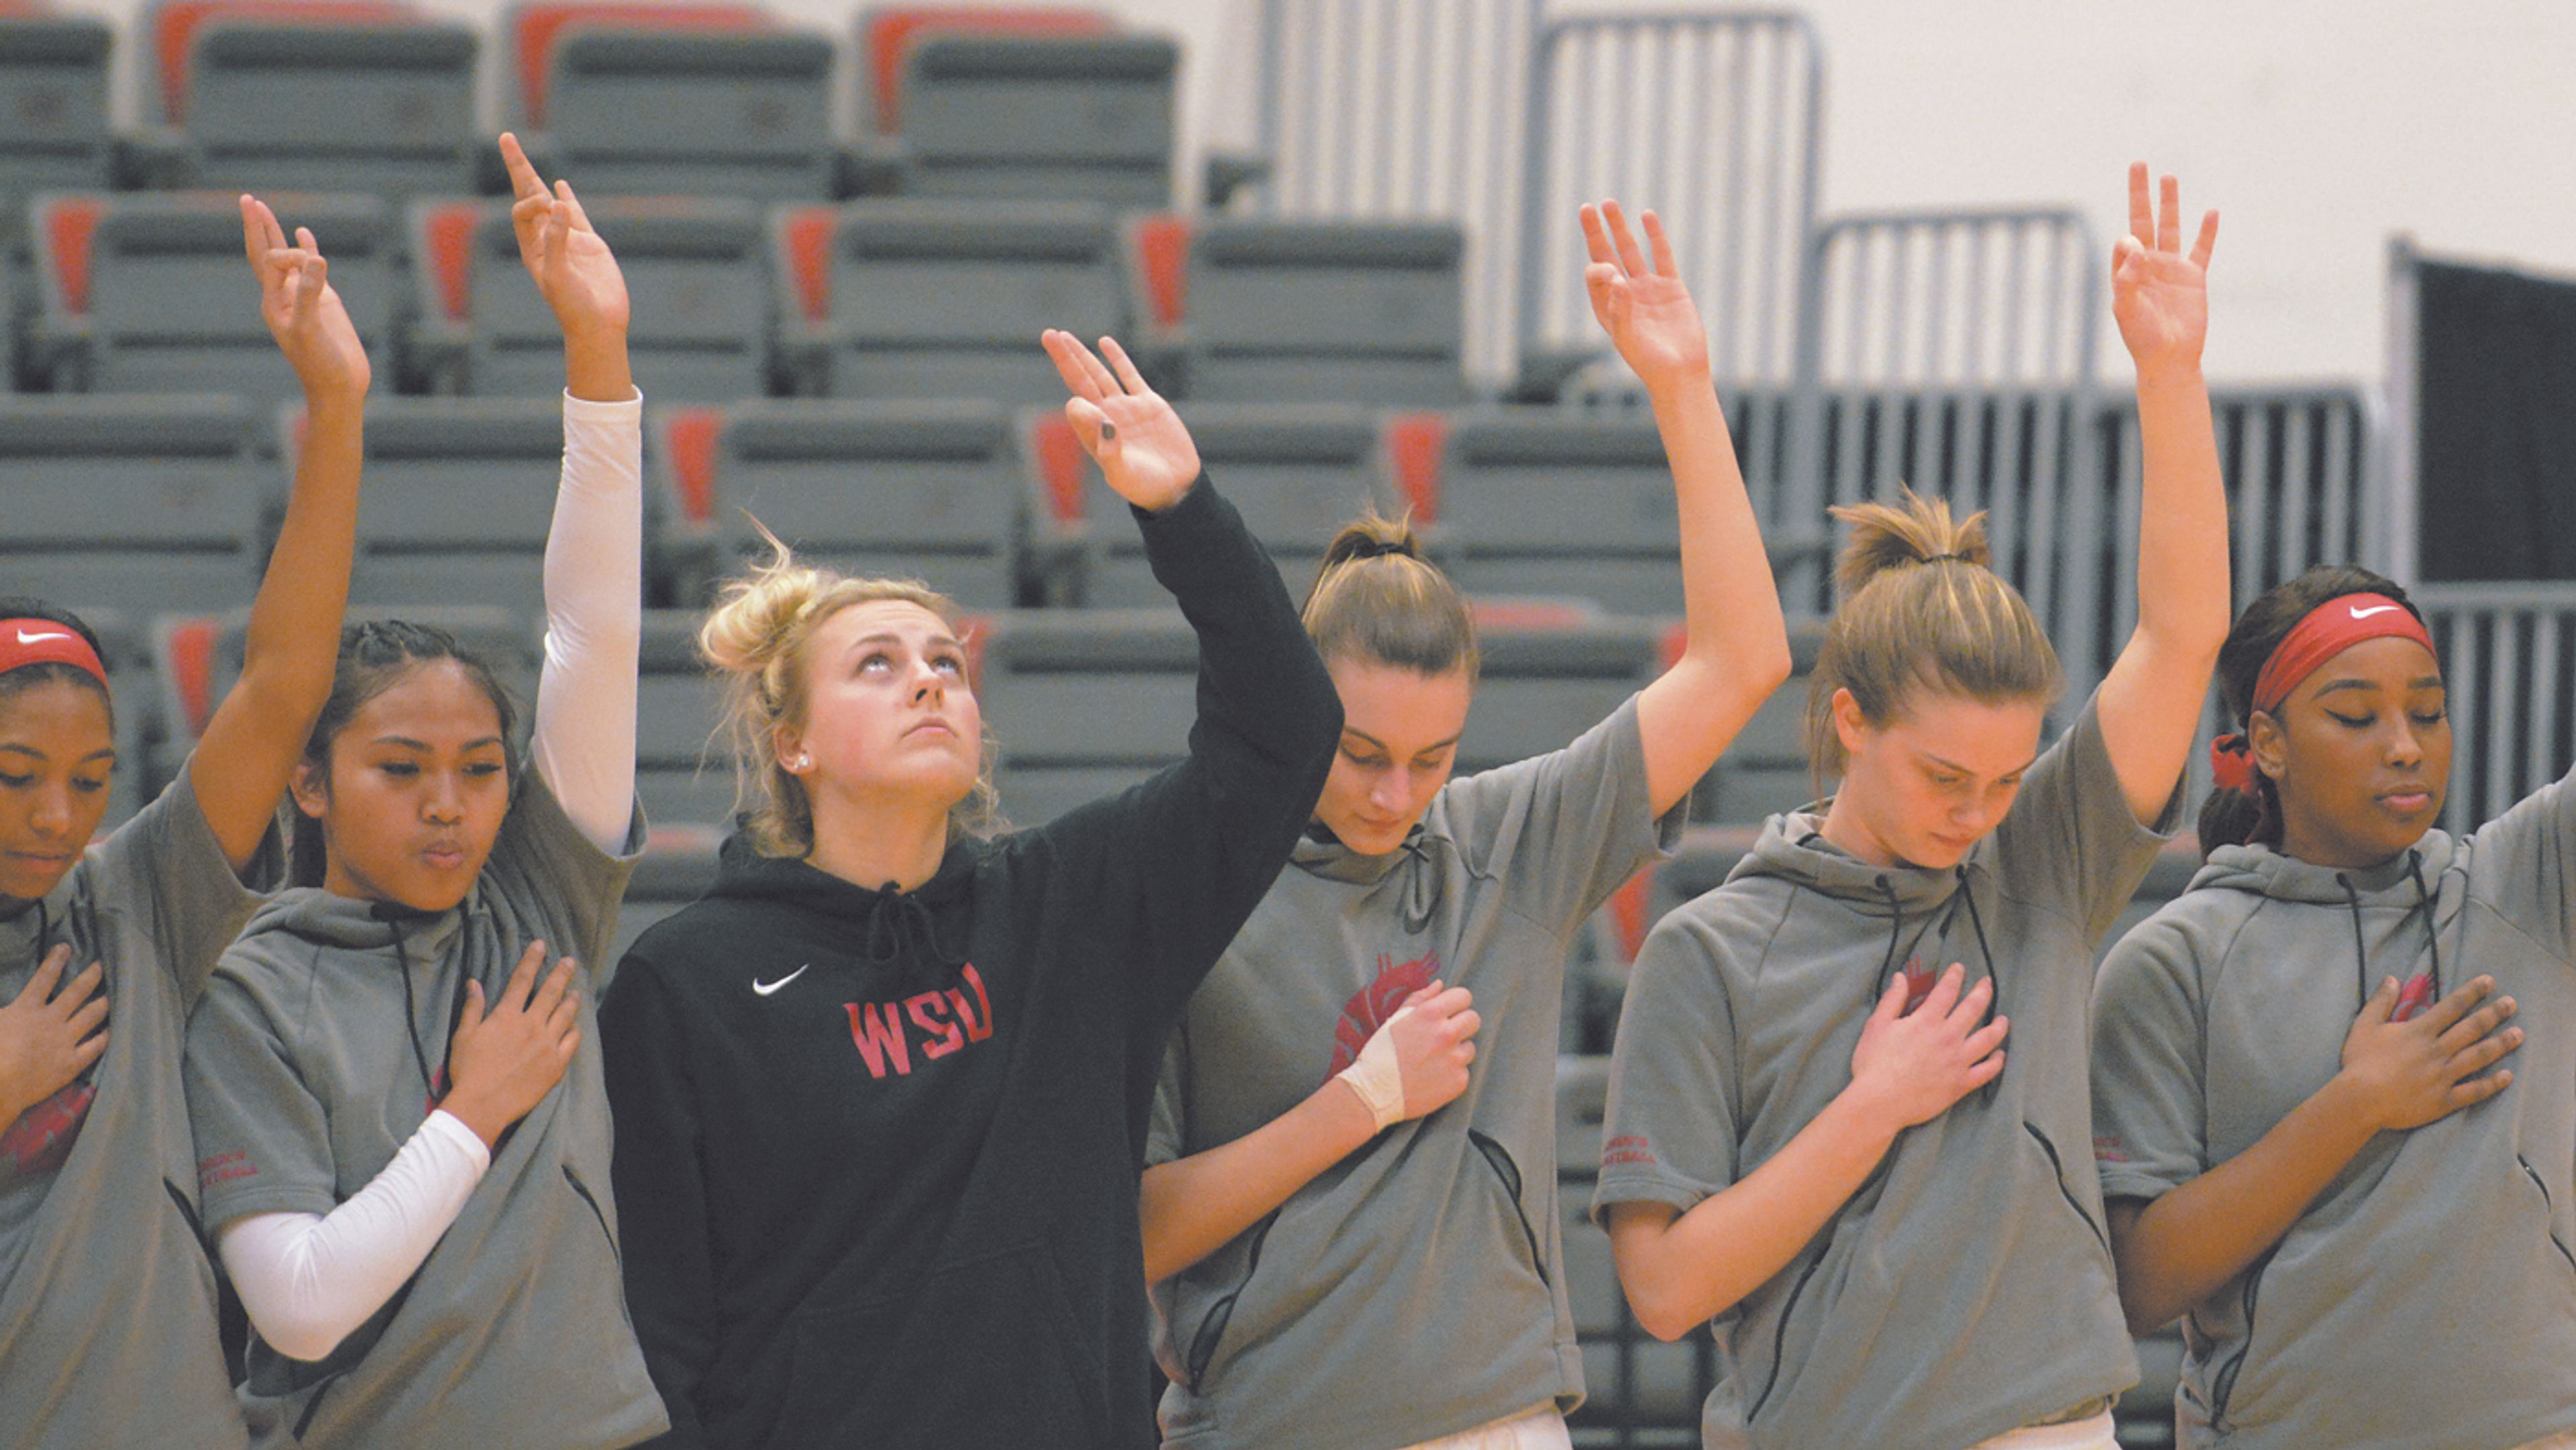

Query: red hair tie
[2208,733,2255,793]
[0,619,107,688]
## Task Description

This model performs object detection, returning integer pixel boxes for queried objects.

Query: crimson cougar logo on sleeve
[1326,951,1441,1077]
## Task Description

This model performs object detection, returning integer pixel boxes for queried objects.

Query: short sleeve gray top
[0,763,280,1450]
[2090,768,2576,1450]
[183,772,663,1450]
[1595,697,2171,1450]
[1148,695,1680,1450]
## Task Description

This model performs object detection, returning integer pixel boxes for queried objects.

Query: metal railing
[1513,10,1822,402]
[1782,207,2103,699]
[2417,582,2576,834]
[1244,0,1544,384]
[2101,384,2392,807]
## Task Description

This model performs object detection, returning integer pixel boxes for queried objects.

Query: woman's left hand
[1041,329,1200,512]
[500,132,629,342]
[1582,200,1711,393]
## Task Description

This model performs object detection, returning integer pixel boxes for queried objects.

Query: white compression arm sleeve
[530,388,643,854]
[216,1110,490,1363]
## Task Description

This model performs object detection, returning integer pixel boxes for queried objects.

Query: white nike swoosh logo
[752,965,810,996]
[13,629,71,645]
[2349,603,2400,619]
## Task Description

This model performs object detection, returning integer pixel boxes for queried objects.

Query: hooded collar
[1729,807,1974,917]
[2192,829,2457,905]
[1291,820,1448,933]
[2195,831,2459,1011]
[708,831,980,982]
[239,886,468,958]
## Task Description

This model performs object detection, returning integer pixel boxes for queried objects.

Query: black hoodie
[599,478,1341,1450]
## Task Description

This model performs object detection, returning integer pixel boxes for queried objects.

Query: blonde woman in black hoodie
[598,331,1343,1450]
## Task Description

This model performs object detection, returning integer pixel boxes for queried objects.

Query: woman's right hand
[0,946,106,1124]
[2337,974,2520,1132]
[1334,982,1481,1129]
[1383,982,1480,1120]
[442,941,581,1150]
[1844,965,2008,1135]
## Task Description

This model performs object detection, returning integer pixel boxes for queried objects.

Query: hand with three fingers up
[498,132,633,403]
[1040,329,1200,513]
[244,193,370,405]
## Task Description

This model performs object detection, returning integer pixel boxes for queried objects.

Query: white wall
[61,0,2576,382]
[1715,0,2576,381]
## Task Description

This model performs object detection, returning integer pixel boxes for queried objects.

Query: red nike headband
[2210,593,2436,794]
[0,618,108,688]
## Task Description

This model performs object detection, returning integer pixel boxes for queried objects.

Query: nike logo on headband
[2349,604,2401,619]
[13,629,72,645]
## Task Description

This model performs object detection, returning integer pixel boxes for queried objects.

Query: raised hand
[244,195,369,401]
[1845,964,2008,1133]
[2339,975,2520,1132]
[441,940,581,1150]
[0,946,107,1127]
[1581,200,1710,393]
[2112,162,2219,374]
[1040,329,1199,512]
[498,132,629,341]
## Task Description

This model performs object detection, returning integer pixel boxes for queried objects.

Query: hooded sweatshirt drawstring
[2334,852,2445,1013]
[1949,867,2006,1100]
[2336,873,2370,1009]
[863,886,967,984]
[2404,848,2445,1004]
[374,902,470,1106]
[1868,875,1902,1006]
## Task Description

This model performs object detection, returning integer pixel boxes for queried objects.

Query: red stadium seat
[1383,410,1448,525]
[508,0,764,127]
[857,4,1108,136]
[150,0,415,124]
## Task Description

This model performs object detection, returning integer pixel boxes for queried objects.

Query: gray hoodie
[1149,695,1681,1450]
[0,766,276,1450]
[2091,772,2576,1450]
[1596,698,2171,1450]
[183,774,663,1450]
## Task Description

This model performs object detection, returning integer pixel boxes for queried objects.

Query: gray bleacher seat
[653,398,1023,609]
[0,394,262,613]
[152,603,535,778]
[1037,403,1394,607]
[773,197,1121,403]
[0,7,113,205]
[888,32,1176,205]
[144,0,478,196]
[30,191,389,398]
[1431,409,1685,615]
[1183,219,1468,407]
[631,609,733,830]
[511,2,836,199]
[280,397,570,613]
[1458,609,1664,774]
[407,194,766,403]
[977,607,1191,827]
